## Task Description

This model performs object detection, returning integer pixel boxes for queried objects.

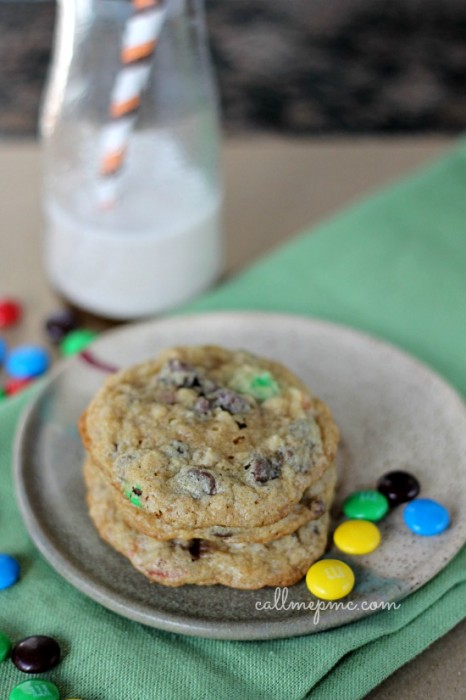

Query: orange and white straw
[98,0,167,206]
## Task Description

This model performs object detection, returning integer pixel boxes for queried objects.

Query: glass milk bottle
[41,0,223,319]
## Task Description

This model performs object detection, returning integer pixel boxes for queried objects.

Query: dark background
[0,0,465,137]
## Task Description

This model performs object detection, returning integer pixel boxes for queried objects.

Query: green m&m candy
[0,631,11,661]
[343,490,389,522]
[231,369,280,401]
[124,484,143,508]
[9,679,60,700]
[60,329,97,357]
[249,372,280,400]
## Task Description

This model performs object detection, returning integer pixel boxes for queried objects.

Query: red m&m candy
[0,299,22,328]
[5,378,32,396]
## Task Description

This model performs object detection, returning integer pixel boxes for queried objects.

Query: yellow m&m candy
[306,559,355,600]
[334,519,381,555]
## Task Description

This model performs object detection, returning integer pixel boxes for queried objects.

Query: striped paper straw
[98,0,167,206]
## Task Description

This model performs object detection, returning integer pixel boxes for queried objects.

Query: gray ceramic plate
[14,312,466,640]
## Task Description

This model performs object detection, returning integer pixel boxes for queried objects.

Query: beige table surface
[0,136,464,698]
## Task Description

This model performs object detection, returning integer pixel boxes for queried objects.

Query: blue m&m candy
[0,338,6,365]
[403,498,450,536]
[0,554,20,589]
[5,346,50,379]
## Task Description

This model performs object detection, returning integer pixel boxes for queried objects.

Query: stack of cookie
[79,346,339,589]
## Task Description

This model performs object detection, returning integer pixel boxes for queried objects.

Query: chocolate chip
[186,468,217,495]
[187,539,209,560]
[159,359,199,388]
[211,388,251,414]
[315,499,326,516]
[199,377,218,395]
[275,446,310,473]
[164,440,190,459]
[232,436,245,444]
[300,493,311,507]
[235,420,248,429]
[132,487,142,496]
[300,491,324,510]
[278,447,294,461]
[194,396,210,415]
[248,455,280,483]
[172,440,190,456]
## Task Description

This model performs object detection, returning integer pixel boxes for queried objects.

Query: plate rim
[13,311,466,640]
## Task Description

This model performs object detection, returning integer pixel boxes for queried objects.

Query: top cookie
[80,345,339,528]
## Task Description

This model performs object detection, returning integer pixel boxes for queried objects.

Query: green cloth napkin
[2,143,466,699]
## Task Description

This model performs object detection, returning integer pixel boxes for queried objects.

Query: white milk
[44,131,223,319]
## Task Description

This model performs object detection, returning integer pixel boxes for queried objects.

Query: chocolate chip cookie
[79,345,339,529]
[85,462,331,589]
[85,455,336,543]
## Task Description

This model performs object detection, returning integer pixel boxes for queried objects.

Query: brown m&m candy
[12,635,61,674]
[377,470,420,507]
[45,309,79,344]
